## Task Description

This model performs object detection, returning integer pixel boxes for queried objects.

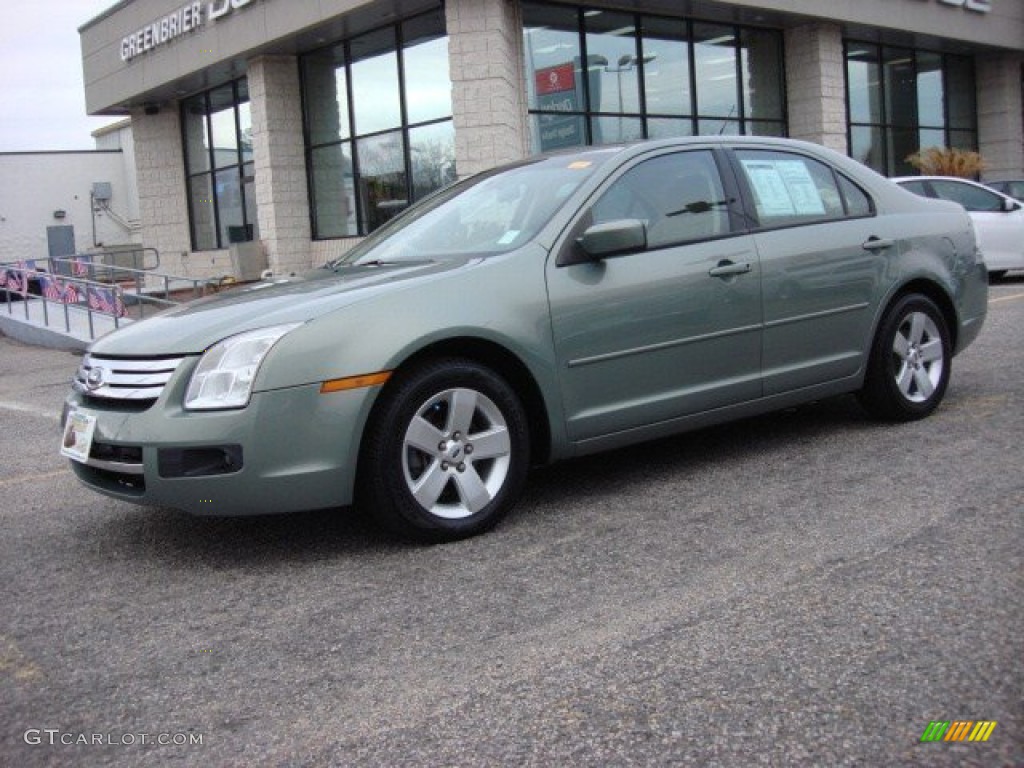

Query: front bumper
[63,372,375,516]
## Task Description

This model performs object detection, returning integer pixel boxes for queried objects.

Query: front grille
[73,353,187,404]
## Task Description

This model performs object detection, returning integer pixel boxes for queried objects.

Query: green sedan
[61,137,988,541]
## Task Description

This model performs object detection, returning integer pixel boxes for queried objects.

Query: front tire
[358,359,530,542]
[858,294,951,421]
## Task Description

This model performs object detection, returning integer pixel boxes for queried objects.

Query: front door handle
[708,260,752,278]
[862,236,895,251]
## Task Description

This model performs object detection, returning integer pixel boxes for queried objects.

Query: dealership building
[79,0,1024,277]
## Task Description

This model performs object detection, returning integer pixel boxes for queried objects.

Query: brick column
[248,55,313,274]
[130,106,192,274]
[976,53,1024,179]
[446,0,529,178]
[784,23,847,154]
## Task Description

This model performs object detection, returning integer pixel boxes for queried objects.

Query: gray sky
[0,0,123,152]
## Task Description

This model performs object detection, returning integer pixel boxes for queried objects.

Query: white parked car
[892,176,1024,278]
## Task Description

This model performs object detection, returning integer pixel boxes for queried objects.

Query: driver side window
[589,150,730,249]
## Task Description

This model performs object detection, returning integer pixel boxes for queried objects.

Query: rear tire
[858,294,951,421]
[358,358,530,542]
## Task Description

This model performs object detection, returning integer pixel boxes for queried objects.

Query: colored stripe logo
[920,720,997,742]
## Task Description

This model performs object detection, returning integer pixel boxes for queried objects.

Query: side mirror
[575,218,647,261]
[1003,198,1021,213]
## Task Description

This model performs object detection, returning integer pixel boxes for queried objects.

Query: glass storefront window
[183,95,211,175]
[740,28,783,122]
[590,115,643,145]
[351,28,402,136]
[214,167,243,246]
[846,43,881,125]
[693,25,738,119]
[585,11,641,115]
[357,131,408,232]
[523,4,784,152]
[850,124,884,172]
[640,17,690,118]
[311,143,357,239]
[301,9,455,238]
[188,175,217,251]
[523,3,586,151]
[946,56,976,131]
[916,51,944,128]
[846,41,977,176]
[304,48,351,146]
[181,78,256,251]
[403,16,452,124]
[409,121,456,200]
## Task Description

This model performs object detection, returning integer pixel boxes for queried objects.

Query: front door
[546,148,762,445]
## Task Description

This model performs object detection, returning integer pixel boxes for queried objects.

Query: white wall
[0,150,137,262]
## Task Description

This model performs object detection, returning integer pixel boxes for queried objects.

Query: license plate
[60,410,97,464]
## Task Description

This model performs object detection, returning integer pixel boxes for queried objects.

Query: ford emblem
[86,367,106,391]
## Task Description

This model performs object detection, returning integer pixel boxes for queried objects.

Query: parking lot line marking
[0,399,60,422]
[0,468,70,488]
[990,291,1024,305]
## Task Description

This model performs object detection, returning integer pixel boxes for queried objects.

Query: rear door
[730,148,892,395]
[546,148,762,444]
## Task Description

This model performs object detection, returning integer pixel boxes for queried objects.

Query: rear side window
[929,179,1004,212]
[899,180,931,197]
[734,150,871,228]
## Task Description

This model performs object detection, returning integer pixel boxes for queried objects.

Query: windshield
[327,152,616,267]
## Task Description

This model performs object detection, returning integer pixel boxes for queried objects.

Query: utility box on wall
[229,240,268,282]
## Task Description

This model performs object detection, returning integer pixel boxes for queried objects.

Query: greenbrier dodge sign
[120,0,259,62]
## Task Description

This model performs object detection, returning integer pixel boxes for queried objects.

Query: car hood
[89,259,463,356]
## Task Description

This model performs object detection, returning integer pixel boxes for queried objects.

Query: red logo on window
[535,63,575,95]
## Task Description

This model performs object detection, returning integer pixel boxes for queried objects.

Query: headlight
[184,324,301,410]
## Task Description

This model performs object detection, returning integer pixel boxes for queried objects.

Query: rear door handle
[862,236,895,251]
[708,260,752,278]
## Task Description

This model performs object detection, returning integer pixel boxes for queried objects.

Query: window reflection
[585,11,641,114]
[403,14,452,124]
[641,17,691,117]
[351,28,401,136]
[182,78,256,251]
[591,115,643,145]
[523,3,586,151]
[311,143,357,238]
[523,4,785,147]
[357,131,408,232]
[846,44,881,125]
[845,41,977,175]
[301,10,455,238]
[741,28,783,122]
[694,25,738,119]
[183,95,211,175]
[409,121,456,201]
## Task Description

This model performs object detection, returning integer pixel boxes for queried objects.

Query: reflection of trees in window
[522,3,785,152]
[845,40,977,176]
[301,9,455,238]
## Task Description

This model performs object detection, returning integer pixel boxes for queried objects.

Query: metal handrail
[49,257,219,320]
[1,258,221,340]
[1,263,130,339]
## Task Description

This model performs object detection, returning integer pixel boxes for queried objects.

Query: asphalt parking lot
[1,279,1022,767]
